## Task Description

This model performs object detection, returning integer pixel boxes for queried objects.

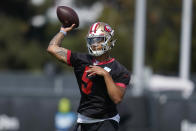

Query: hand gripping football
[56,6,79,28]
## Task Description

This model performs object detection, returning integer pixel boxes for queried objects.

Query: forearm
[103,72,125,104]
[47,32,69,63]
[49,32,65,47]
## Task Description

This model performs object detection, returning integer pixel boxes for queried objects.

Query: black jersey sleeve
[114,70,131,88]
[112,62,131,88]
[67,50,92,67]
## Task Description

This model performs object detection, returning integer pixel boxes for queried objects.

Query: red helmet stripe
[90,22,99,33]
[90,24,94,33]
[94,23,99,33]
[91,23,97,32]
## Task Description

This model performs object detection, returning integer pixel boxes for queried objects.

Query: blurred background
[0,0,196,131]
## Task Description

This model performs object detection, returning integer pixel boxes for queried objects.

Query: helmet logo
[104,25,112,32]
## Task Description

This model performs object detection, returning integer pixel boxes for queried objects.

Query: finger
[70,24,76,29]
[86,70,91,72]
[89,65,94,68]
[88,72,96,76]
[86,69,93,73]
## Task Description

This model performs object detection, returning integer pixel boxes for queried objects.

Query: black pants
[74,120,119,131]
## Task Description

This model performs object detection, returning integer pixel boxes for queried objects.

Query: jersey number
[81,66,93,95]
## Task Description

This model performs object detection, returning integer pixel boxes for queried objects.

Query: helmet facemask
[86,22,116,56]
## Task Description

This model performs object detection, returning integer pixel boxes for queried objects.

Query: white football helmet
[86,22,116,56]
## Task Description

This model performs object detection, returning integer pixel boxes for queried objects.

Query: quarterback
[47,22,131,131]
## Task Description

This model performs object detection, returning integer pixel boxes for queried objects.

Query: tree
[0,0,196,75]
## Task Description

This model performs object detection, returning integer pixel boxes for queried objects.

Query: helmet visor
[87,37,105,45]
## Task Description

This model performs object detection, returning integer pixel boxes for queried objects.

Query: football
[56,6,79,28]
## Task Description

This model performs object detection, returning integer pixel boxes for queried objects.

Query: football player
[47,22,131,131]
